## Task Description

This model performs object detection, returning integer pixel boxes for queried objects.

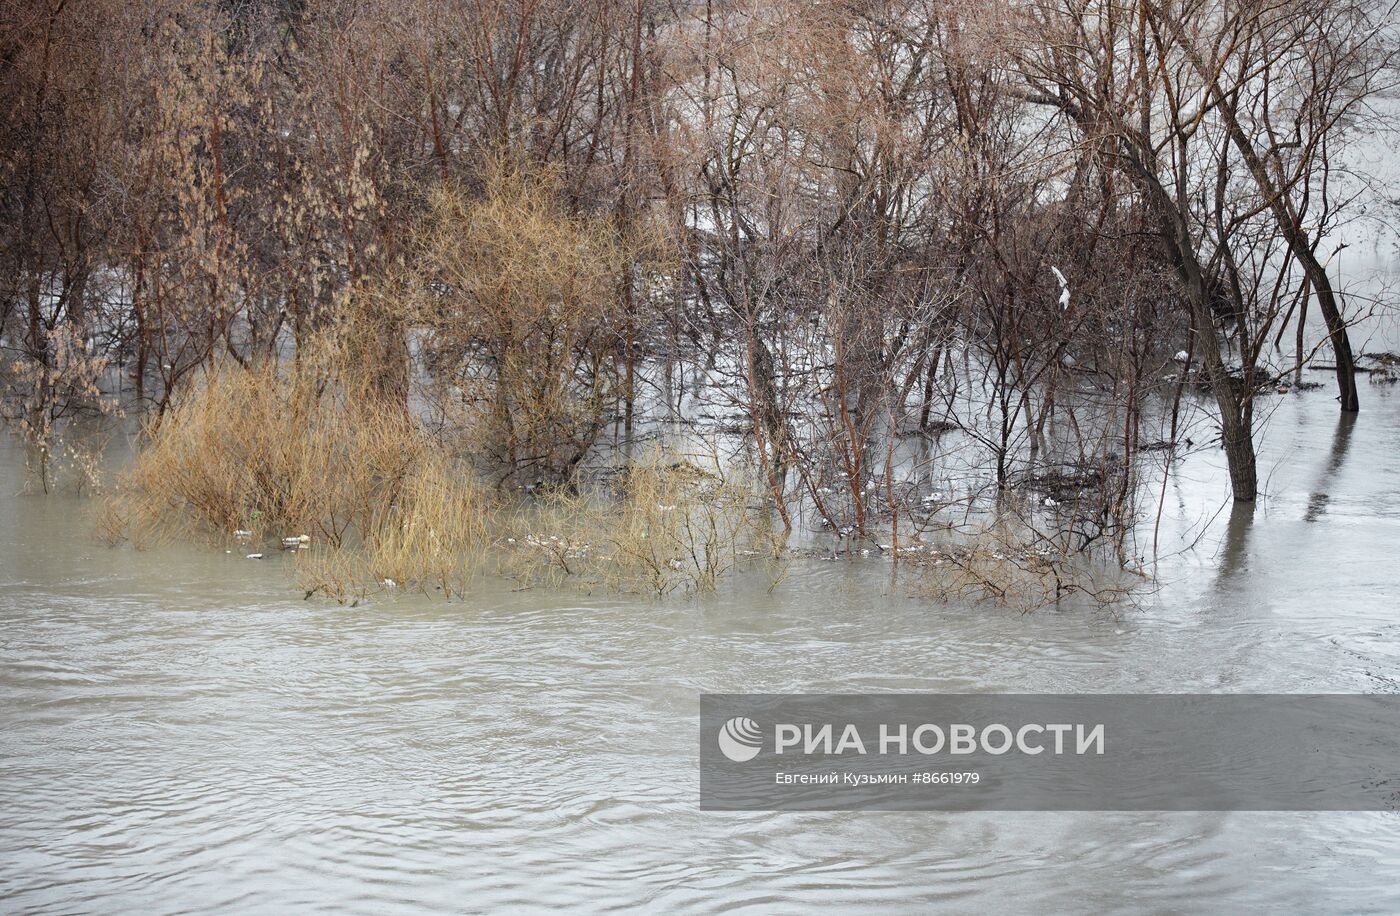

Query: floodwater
[3,383,1400,913]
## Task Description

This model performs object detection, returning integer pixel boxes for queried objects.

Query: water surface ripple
[4,389,1400,912]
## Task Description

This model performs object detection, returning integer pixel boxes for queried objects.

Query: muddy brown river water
[3,384,1400,912]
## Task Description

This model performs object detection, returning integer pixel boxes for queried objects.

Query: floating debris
[245,553,264,560]
[1025,465,1104,501]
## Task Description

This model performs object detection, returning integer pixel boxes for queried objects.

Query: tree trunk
[1171,28,1359,413]
[1129,151,1258,501]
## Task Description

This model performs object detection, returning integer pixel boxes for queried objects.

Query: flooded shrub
[913,515,1144,613]
[99,355,492,597]
[296,454,492,601]
[504,451,783,595]
[3,323,121,494]
[415,158,628,486]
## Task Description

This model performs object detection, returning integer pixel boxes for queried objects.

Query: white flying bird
[1051,266,1070,310]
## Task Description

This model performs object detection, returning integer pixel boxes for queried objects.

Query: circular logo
[717,716,763,762]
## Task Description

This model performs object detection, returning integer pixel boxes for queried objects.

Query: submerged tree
[2,0,1395,524]
[1004,0,1391,501]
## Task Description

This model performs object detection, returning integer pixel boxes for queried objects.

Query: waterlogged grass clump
[96,360,779,600]
[97,357,492,600]
[503,453,784,595]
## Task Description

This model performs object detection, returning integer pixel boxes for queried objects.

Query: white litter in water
[245,553,263,560]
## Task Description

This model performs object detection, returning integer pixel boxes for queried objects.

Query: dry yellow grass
[502,449,784,595]
[98,354,492,600]
[94,350,778,600]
